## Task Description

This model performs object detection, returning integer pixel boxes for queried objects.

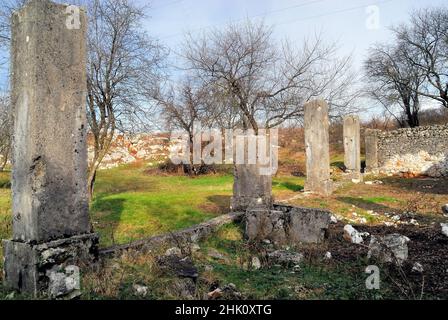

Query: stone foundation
[245,204,331,245]
[2,233,98,297]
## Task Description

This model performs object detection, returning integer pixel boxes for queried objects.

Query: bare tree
[85,0,166,198]
[364,42,425,127]
[182,21,359,134]
[393,7,448,108]
[153,79,219,174]
[0,93,11,171]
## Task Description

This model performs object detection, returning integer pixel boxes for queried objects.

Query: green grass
[199,223,393,300]
[0,164,306,247]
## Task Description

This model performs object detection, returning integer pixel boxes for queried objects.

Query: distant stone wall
[365,125,448,177]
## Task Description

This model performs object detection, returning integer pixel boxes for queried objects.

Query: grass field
[0,164,305,247]
[0,161,447,300]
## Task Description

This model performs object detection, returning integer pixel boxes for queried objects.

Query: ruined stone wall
[366,125,448,177]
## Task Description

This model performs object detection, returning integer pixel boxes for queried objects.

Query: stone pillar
[365,129,379,174]
[3,0,98,297]
[231,163,272,212]
[304,100,332,196]
[343,115,362,181]
[231,130,274,212]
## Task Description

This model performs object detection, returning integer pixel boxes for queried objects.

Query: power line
[159,0,330,40]
[276,0,394,26]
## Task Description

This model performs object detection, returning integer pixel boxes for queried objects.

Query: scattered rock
[207,249,229,262]
[173,278,196,299]
[351,178,361,184]
[208,283,242,300]
[165,247,182,256]
[267,250,303,267]
[204,265,214,272]
[324,252,332,260]
[5,292,15,300]
[47,265,81,299]
[157,255,198,280]
[441,223,448,237]
[365,180,383,185]
[392,215,401,221]
[251,256,261,270]
[368,233,411,265]
[330,215,338,224]
[343,224,366,244]
[190,244,201,253]
[412,262,424,273]
[132,284,148,297]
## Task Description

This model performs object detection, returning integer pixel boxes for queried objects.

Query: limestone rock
[251,256,262,270]
[165,247,182,256]
[441,223,448,237]
[343,225,366,244]
[47,265,81,299]
[412,262,424,273]
[368,234,411,265]
[133,284,148,297]
[246,204,331,245]
[267,250,303,267]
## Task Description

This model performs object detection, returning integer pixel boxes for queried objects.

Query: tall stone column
[304,100,332,196]
[343,115,362,181]
[365,129,380,174]
[3,0,98,297]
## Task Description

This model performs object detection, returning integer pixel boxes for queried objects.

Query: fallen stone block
[245,204,331,245]
[367,233,410,265]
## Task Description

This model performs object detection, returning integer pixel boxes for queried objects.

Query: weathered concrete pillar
[365,129,380,174]
[343,115,362,181]
[231,130,273,211]
[304,100,332,196]
[3,0,98,297]
[231,163,272,212]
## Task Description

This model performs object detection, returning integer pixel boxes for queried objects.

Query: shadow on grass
[207,195,232,214]
[381,177,448,195]
[90,196,126,246]
[337,196,397,213]
[273,181,304,192]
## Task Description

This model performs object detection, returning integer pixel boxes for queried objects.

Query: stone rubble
[132,284,149,297]
[267,250,304,267]
[343,225,368,244]
[47,265,81,299]
[367,233,411,265]
[441,223,448,237]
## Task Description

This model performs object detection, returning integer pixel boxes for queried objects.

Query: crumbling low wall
[365,125,448,177]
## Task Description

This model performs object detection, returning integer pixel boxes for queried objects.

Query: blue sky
[143,0,446,68]
[1,0,445,116]
[138,0,446,116]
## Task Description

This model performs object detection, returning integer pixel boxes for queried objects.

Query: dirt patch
[322,223,448,299]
